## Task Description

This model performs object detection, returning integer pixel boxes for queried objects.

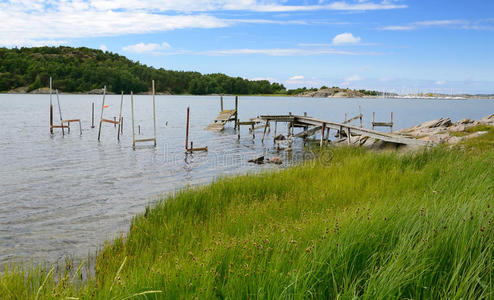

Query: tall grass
[1,128,493,299]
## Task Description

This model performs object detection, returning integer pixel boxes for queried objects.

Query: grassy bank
[1,128,493,299]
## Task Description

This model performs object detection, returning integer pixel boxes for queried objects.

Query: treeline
[0,46,286,94]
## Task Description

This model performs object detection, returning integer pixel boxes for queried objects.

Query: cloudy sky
[1,0,493,93]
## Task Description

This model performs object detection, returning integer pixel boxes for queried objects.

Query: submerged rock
[248,156,264,164]
[269,157,283,164]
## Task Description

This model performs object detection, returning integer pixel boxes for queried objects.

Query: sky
[1,0,493,94]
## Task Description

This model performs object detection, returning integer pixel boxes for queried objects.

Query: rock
[417,118,452,129]
[269,157,283,164]
[448,124,466,132]
[248,155,264,164]
[456,118,473,125]
[478,115,494,126]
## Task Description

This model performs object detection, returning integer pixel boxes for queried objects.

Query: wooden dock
[206,96,239,131]
[256,114,428,146]
[206,109,238,131]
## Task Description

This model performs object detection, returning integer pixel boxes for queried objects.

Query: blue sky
[1,0,493,94]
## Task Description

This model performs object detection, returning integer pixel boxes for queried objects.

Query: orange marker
[104,104,109,108]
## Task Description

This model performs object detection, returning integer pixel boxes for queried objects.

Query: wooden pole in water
[359,105,363,128]
[114,117,116,127]
[91,102,95,128]
[55,89,64,136]
[372,112,375,130]
[220,96,224,112]
[121,117,123,134]
[49,77,53,134]
[390,112,393,133]
[97,86,106,141]
[262,120,269,144]
[234,96,238,130]
[152,80,157,146]
[50,104,53,134]
[117,91,123,141]
[185,106,190,150]
[131,91,135,148]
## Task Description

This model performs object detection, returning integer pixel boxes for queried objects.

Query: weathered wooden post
[131,91,135,148]
[359,105,363,128]
[49,77,53,134]
[120,117,123,134]
[390,112,393,133]
[55,89,64,136]
[372,112,375,130]
[262,120,269,144]
[117,91,124,141]
[185,106,190,150]
[91,102,95,128]
[220,96,224,112]
[152,80,157,146]
[235,96,239,130]
[320,122,326,147]
[97,86,106,141]
[113,117,116,127]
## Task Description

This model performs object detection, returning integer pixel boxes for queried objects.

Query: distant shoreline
[2,91,493,100]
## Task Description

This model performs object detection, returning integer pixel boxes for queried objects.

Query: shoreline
[2,91,493,100]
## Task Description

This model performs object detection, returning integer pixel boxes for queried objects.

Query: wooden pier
[254,114,427,147]
[206,96,238,131]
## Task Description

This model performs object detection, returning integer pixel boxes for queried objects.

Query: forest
[0,46,286,95]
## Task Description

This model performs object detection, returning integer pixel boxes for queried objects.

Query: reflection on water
[0,94,493,265]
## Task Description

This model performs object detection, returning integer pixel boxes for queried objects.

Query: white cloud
[285,75,323,87]
[0,1,407,46]
[435,80,446,85]
[123,42,171,54]
[88,0,406,12]
[332,32,361,45]
[99,45,109,52]
[381,19,471,31]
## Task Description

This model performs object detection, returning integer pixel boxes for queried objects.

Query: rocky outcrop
[299,88,364,98]
[397,115,493,145]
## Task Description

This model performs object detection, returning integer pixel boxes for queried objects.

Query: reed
[1,127,493,299]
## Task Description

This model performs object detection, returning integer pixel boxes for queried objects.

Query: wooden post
[347,128,351,145]
[274,121,277,137]
[220,96,224,112]
[97,86,106,141]
[138,125,140,135]
[251,123,255,139]
[113,117,116,127]
[261,120,269,144]
[120,117,123,134]
[55,89,64,136]
[372,112,375,130]
[344,113,347,123]
[50,104,53,134]
[390,112,393,133]
[185,106,190,150]
[91,102,95,128]
[320,122,326,147]
[117,91,123,141]
[359,105,363,128]
[131,91,135,148]
[234,96,238,130]
[326,128,330,143]
[152,80,157,146]
[49,77,53,134]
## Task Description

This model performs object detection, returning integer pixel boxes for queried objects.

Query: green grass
[450,124,493,137]
[1,128,494,299]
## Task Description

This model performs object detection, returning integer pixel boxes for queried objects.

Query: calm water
[0,94,493,265]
